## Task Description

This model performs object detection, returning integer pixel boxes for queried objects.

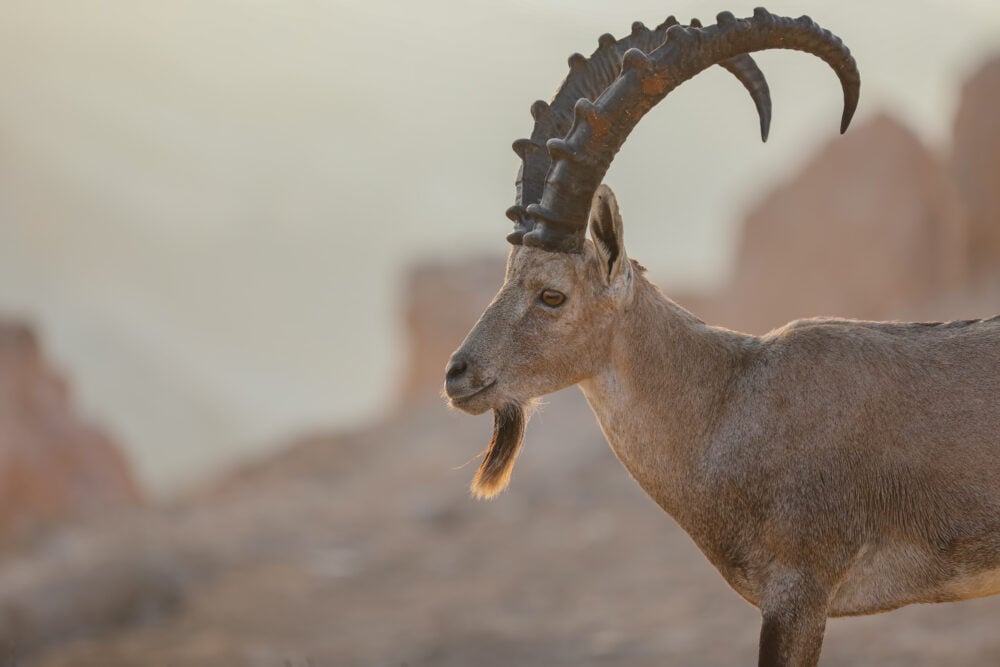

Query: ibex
[443,8,1000,667]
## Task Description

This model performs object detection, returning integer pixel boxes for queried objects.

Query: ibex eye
[540,289,566,307]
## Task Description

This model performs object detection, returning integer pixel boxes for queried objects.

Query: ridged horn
[521,8,860,254]
[506,15,773,248]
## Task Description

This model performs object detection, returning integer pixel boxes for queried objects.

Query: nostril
[446,357,469,382]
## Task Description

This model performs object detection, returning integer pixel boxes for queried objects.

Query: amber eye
[540,289,566,307]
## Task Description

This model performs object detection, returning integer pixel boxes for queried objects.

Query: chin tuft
[470,402,527,499]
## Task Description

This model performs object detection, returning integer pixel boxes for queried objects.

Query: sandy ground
[3,389,999,667]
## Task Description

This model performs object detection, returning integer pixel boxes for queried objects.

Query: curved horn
[690,17,772,143]
[523,8,861,254]
[506,15,773,246]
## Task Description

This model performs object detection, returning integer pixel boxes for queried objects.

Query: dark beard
[471,401,526,499]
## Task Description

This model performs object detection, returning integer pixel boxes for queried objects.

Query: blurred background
[0,1,998,665]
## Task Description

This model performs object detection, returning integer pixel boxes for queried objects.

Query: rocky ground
[2,389,999,667]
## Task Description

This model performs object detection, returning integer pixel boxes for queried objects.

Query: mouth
[448,380,497,410]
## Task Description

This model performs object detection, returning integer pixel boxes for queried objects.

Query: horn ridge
[508,15,775,251]
[522,10,860,251]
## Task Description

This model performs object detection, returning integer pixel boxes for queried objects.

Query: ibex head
[444,9,860,498]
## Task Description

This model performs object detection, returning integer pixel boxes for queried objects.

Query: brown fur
[471,402,526,499]
[445,185,1000,666]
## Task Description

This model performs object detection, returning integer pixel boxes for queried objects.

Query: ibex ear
[588,184,628,286]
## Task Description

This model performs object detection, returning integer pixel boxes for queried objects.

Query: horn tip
[759,107,772,142]
[840,94,859,134]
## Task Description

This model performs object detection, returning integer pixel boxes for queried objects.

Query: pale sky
[0,1,998,493]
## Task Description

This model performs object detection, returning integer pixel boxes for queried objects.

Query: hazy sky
[0,1,998,493]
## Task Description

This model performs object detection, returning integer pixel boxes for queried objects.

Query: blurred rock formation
[951,56,1000,280]
[400,256,506,406]
[677,58,1000,334]
[694,114,968,333]
[0,321,141,544]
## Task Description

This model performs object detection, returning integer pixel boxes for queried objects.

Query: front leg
[757,570,831,667]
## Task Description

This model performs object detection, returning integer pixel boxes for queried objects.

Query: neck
[579,273,756,522]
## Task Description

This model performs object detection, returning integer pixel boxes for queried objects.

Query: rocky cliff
[708,114,967,333]
[0,321,141,545]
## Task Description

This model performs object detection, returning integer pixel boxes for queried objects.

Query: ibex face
[443,248,600,414]
[445,189,632,498]
[446,188,628,417]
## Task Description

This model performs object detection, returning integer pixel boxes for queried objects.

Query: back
[753,313,1000,456]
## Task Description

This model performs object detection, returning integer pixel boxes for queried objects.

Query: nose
[444,353,480,399]
[446,356,468,383]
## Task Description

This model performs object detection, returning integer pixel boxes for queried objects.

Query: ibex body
[444,9,1000,666]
